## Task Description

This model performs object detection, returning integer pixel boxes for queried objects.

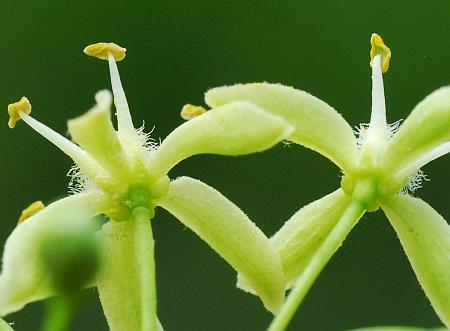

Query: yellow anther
[370,33,391,73]
[83,42,126,61]
[8,97,32,128]
[18,201,45,224]
[180,104,207,120]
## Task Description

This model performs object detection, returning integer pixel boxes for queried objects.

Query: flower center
[100,174,170,222]
[340,171,404,212]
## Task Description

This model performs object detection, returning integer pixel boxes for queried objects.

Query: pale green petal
[67,90,131,181]
[271,189,353,288]
[0,193,104,316]
[205,83,358,173]
[0,318,14,331]
[382,86,450,176]
[149,101,294,178]
[156,176,285,313]
[348,327,447,331]
[157,319,164,331]
[97,208,157,331]
[382,195,450,328]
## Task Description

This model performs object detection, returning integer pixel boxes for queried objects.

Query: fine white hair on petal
[400,169,430,194]
[67,164,96,194]
[136,122,159,152]
[354,120,403,150]
[353,123,370,150]
[387,119,402,138]
[282,140,293,147]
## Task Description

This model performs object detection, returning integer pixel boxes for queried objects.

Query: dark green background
[0,1,449,330]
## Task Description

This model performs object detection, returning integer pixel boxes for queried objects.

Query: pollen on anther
[180,104,207,120]
[7,96,32,128]
[18,201,45,224]
[370,33,391,73]
[84,42,126,61]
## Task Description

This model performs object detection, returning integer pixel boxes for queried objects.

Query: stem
[133,207,157,331]
[41,297,73,331]
[268,202,366,331]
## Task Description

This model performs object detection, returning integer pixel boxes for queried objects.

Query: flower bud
[39,218,103,296]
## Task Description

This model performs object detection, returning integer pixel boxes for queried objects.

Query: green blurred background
[0,1,449,330]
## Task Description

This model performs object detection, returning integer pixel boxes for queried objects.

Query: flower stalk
[268,201,365,331]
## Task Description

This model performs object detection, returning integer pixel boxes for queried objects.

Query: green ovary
[102,175,170,222]
[340,170,407,212]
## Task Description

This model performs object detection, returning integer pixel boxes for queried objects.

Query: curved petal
[381,195,450,328]
[382,86,450,176]
[270,189,353,289]
[0,192,105,316]
[149,101,294,178]
[156,176,285,313]
[68,90,132,181]
[205,83,358,173]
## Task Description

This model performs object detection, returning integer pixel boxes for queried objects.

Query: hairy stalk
[268,202,365,331]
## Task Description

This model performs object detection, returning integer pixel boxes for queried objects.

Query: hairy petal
[150,101,294,178]
[0,193,105,316]
[382,195,450,328]
[382,86,450,176]
[205,83,358,173]
[271,189,353,288]
[156,176,285,313]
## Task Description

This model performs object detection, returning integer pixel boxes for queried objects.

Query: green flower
[0,43,294,330]
[205,34,450,329]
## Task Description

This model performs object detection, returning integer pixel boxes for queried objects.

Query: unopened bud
[40,218,103,296]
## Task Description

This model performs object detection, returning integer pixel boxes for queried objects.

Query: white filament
[19,111,103,180]
[107,53,135,134]
[370,55,387,130]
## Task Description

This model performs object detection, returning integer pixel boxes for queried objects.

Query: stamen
[84,42,135,134]
[7,97,31,128]
[107,53,136,134]
[370,33,391,73]
[18,111,107,183]
[18,201,45,223]
[180,104,207,120]
[367,34,391,139]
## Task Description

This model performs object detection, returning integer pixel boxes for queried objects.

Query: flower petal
[205,83,358,173]
[149,101,294,178]
[381,195,450,328]
[156,176,285,313]
[67,91,132,181]
[0,193,104,316]
[96,208,158,331]
[270,189,353,289]
[382,86,450,176]
[0,318,14,331]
